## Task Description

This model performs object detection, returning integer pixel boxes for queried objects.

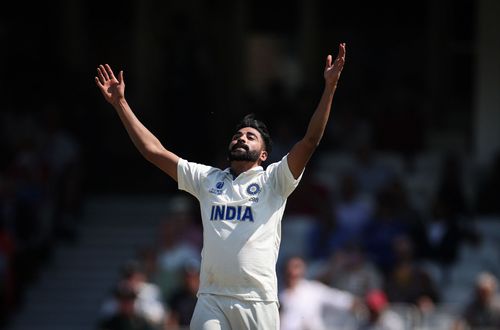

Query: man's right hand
[95,64,125,106]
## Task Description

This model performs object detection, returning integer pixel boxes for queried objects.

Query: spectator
[41,107,83,242]
[166,261,200,329]
[316,242,382,298]
[137,247,160,285]
[461,272,500,329]
[329,173,374,253]
[101,260,166,328]
[361,188,409,274]
[9,135,48,290]
[358,289,405,330]
[283,158,333,261]
[10,136,46,250]
[422,196,479,285]
[0,112,52,323]
[155,209,201,301]
[384,236,440,310]
[279,256,360,330]
[98,282,155,330]
[435,152,470,219]
[424,152,480,282]
[380,177,428,261]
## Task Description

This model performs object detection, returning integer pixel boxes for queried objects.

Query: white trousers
[190,294,279,330]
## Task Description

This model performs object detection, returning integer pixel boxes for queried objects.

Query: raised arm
[287,43,346,178]
[95,64,179,181]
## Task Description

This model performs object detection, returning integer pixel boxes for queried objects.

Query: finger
[338,43,346,59]
[335,55,345,65]
[97,67,106,83]
[105,64,116,80]
[118,70,124,84]
[99,64,110,80]
[326,55,332,68]
[95,76,104,88]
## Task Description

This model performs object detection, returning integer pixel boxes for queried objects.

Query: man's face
[285,257,306,283]
[227,127,267,162]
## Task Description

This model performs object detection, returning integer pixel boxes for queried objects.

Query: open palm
[95,64,125,105]
[324,43,346,86]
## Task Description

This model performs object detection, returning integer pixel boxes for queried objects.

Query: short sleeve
[177,158,214,199]
[266,154,303,198]
[320,284,354,310]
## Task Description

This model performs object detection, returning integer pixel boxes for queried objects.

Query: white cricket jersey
[177,155,302,302]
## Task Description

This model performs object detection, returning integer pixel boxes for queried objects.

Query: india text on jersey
[209,205,254,222]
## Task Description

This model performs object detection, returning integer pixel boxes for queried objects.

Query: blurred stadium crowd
[0,108,84,327]
[2,91,500,329]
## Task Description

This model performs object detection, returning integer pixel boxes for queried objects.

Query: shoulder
[303,279,328,291]
[263,155,293,179]
[179,158,223,176]
[264,156,286,172]
[139,282,161,297]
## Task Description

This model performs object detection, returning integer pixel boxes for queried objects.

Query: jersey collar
[223,166,263,180]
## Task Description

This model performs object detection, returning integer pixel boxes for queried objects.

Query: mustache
[231,142,249,151]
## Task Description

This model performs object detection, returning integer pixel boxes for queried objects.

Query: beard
[227,144,261,162]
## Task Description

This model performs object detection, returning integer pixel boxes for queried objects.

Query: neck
[286,278,301,289]
[229,160,261,177]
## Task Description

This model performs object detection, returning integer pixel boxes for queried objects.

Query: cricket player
[95,43,346,330]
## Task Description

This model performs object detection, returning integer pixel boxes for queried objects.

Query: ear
[260,150,268,162]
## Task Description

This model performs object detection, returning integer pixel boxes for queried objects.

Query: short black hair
[235,114,273,154]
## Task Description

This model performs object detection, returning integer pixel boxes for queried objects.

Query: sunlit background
[1,0,499,329]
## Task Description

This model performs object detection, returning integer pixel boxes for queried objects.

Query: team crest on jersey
[246,183,261,195]
[209,181,225,195]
